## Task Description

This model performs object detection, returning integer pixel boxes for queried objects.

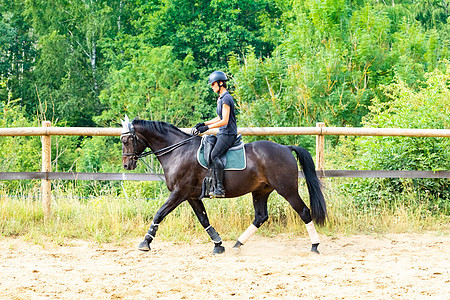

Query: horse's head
[121,116,147,170]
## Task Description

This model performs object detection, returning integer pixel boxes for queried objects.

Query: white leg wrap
[237,224,258,245]
[306,221,320,244]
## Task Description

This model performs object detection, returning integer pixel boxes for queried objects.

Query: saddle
[197,135,246,199]
[197,135,246,170]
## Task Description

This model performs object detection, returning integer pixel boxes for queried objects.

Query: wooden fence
[0,121,449,218]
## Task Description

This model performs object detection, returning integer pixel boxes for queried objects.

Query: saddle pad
[197,143,246,170]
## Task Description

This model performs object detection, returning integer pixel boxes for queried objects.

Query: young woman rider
[193,71,237,197]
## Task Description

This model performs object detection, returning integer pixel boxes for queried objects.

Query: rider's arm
[206,104,230,129]
[205,116,221,126]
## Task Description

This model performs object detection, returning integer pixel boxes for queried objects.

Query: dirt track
[0,233,449,299]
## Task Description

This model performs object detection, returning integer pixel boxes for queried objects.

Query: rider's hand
[197,125,209,134]
[192,122,206,135]
[194,122,205,129]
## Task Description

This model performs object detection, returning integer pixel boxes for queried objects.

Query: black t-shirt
[216,91,237,135]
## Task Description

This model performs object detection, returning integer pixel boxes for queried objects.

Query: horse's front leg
[188,198,225,255]
[138,191,185,251]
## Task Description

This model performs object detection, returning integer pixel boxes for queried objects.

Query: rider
[194,71,237,197]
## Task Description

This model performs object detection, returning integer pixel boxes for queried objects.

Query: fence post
[41,121,52,219]
[315,122,325,177]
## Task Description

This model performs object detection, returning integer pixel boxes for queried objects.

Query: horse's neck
[137,124,197,176]
[138,124,186,151]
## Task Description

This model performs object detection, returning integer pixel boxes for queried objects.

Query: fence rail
[1,170,449,181]
[1,126,450,137]
[1,122,449,218]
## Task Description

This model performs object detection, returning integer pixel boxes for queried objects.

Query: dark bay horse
[121,117,327,254]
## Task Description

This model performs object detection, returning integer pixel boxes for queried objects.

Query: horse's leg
[187,198,225,255]
[232,188,272,253]
[279,190,321,254]
[138,191,185,251]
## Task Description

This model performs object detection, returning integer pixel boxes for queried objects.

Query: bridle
[121,123,197,161]
[121,125,150,161]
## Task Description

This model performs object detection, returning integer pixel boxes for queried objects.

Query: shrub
[335,63,449,212]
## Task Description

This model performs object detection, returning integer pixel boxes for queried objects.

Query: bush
[335,63,450,212]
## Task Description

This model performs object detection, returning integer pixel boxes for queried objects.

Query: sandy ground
[0,232,449,299]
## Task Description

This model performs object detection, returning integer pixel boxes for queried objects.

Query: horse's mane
[132,119,192,137]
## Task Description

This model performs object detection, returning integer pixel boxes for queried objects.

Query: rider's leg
[212,157,225,197]
[210,133,236,197]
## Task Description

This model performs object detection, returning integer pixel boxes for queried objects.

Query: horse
[121,117,327,254]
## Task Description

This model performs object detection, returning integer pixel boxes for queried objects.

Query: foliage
[334,64,450,210]
[97,46,210,127]
[1,0,448,129]
[0,0,449,205]
[76,136,122,173]
[229,48,316,148]
[0,86,40,173]
[130,0,283,69]
[230,1,449,133]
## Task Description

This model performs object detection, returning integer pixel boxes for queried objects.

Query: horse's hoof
[311,243,320,254]
[138,240,151,251]
[213,245,225,255]
[232,240,242,254]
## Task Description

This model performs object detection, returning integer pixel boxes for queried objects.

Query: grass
[0,179,449,246]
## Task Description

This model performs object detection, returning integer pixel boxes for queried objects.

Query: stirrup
[200,176,214,199]
[213,186,225,198]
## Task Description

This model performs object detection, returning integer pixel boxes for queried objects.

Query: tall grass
[0,179,448,246]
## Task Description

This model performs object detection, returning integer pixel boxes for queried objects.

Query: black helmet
[208,71,228,84]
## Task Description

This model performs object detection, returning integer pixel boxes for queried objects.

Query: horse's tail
[288,145,327,225]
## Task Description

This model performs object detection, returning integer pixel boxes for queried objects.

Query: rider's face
[211,81,220,93]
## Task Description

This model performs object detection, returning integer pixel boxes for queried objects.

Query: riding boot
[213,158,225,198]
[206,168,215,198]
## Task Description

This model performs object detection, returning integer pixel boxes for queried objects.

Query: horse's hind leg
[233,188,272,253]
[188,198,225,254]
[279,190,321,254]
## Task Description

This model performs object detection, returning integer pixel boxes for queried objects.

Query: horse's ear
[121,119,128,134]
[121,115,131,134]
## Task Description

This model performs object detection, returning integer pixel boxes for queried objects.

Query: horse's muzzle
[123,158,137,170]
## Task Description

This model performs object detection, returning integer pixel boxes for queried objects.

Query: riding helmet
[208,71,228,84]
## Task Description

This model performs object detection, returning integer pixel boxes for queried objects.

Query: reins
[122,130,198,161]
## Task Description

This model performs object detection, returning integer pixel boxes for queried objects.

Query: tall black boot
[213,158,225,198]
[206,168,215,198]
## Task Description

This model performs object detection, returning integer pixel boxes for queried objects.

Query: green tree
[97,46,210,127]
[0,82,40,173]
[230,0,449,134]
[23,0,109,126]
[97,0,285,127]
[132,0,283,70]
[411,0,449,30]
[0,0,37,113]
